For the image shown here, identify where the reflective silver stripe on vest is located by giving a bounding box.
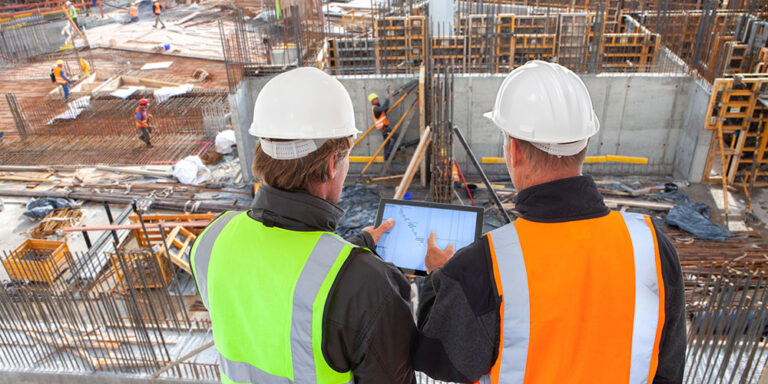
[488,222,529,383]
[622,212,661,384]
[291,234,348,382]
[193,211,238,307]
[220,355,292,383]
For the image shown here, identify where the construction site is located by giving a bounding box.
[0,0,766,382]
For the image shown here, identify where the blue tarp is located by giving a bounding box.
[660,193,736,242]
[336,184,381,239]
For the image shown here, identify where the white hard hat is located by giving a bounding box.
[249,67,359,159]
[65,1,71,4]
[484,60,599,156]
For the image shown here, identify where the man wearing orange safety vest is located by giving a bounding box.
[368,92,397,159]
[152,0,165,28]
[135,98,153,147]
[412,61,685,383]
[128,2,138,22]
[52,60,71,100]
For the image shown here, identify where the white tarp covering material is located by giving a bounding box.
[46,96,91,125]
[154,84,194,104]
[110,86,145,99]
[214,130,237,154]
[140,61,174,70]
[173,155,211,185]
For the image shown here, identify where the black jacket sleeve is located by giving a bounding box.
[413,236,499,382]
[652,224,686,384]
[323,246,417,384]
[345,231,375,249]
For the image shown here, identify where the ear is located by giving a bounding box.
[507,138,523,168]
[327,152,338,179]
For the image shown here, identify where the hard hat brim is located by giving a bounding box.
[485,110,600,145]
[248,126,361,140]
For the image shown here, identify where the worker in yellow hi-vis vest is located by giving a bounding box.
[190,67,418,383]
[65,1,80,30]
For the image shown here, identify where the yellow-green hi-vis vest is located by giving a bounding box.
[190,211,356,383]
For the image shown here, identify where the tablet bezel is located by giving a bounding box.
[374,198,485,276]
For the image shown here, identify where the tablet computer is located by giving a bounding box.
[374,199,484,275]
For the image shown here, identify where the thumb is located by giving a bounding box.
[376,218,394,234]
[446,243,455,253]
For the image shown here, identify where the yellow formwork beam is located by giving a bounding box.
[350,156,384,163]
[481,155,648,164]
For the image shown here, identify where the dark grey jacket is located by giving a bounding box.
[413,176,686,384]
[246,185,417,384]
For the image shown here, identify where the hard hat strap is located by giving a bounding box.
[530,139,588,157]
[259,138,328,160]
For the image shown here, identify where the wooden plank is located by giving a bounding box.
[394,126,431,199]
[603,197,674,210]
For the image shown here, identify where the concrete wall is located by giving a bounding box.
[674,80,713,183]
[233,72,713,182]
[230,81,256,181]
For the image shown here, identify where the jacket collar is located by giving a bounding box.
[249,185,344,232]
[513,175,610,223]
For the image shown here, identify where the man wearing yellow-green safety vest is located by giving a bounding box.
[65,1,80,30]
[190,67,418,384]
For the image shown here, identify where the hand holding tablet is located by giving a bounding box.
[374,199,484,275]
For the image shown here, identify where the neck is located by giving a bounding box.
[305,182,331,202]
[516,167,581,191]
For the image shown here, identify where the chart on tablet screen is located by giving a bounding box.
[377,204,477,271]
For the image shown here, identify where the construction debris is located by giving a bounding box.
[30,207,83,239]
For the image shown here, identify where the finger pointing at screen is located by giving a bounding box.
[363,218,394,245]
[425,232,455,274]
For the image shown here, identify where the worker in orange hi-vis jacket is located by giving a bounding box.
[135,98,153,148]
[152,0,165,28]
[128,1,138,22]
[413,60,686,384]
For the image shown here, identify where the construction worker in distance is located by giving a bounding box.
[135,99,153,147]
[413,61,686,383]
[369,91,397,159]
[189,67,417,384]
[128,1,138,22]
[65,1,80,30]
[152,0,166,29]
[52,60,71,100]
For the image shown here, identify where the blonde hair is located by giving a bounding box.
[252,137,353,191]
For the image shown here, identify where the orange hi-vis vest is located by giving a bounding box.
[53,66,68,85]
[136,107,149,128]
[153,2,161,14]
[371,105,389,130]
[478,211,665,384]
[129,4,138,17]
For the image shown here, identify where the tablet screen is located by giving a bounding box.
[374,199,483,274]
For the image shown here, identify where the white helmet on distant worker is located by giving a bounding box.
[249,67,359,159]
[484,60,599,156]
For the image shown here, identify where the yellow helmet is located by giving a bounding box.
[56,59,64,66]
[367,93,379,103]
